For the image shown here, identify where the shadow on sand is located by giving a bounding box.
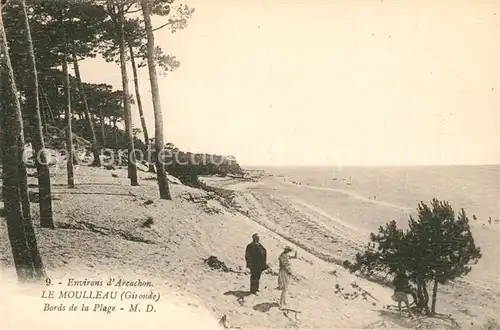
[52,182,128,188]
[53,191,133,197]
[253,302,279,313]
[378,310,416,328]
[418,313,460,329]
[224,290,252,306]
[378,310,460,329]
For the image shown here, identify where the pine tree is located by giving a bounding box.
[61,6,75,188]
[344,198,482,315]
[407,199,481,314]
[141,0,170,199]
[1,3,46,281]
[21,0,54,229]
[105,0,139,186]
[71,48,101,167]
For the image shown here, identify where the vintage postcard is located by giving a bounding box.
[0,0,498,329]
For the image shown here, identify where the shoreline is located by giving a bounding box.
[201,168,500,327]
[1,165,498,329]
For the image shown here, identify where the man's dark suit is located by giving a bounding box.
[245,242,267,294]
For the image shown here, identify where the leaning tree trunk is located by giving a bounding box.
[0,54,35,282]
[431,277,438,315]
[0,11,46,281]
[71,49,101,167]
[128,42,154,173]
[118,9,138,186]
[61,11,74,188]
[22,0,54,229]
[0,94,37,281]
[141,0,171,199]
[9,70,32,235]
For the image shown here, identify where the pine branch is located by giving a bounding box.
[150,20,177,33]
[124,2,135,13]
[0,0,12,11]
[126,8,142,14]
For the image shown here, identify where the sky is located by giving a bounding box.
[79,0,499,166]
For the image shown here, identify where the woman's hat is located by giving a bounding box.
[284,246,293,252]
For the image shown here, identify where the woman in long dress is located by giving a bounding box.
[278,246,297,309]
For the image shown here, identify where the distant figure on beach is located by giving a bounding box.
[472,214,477,221]
[391,272,413,318]
[245,233,268,295]
[488,217,492,225]
[278,246,297,309]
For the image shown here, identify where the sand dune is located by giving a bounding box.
[204,173,500,329]
[0,167,498,329]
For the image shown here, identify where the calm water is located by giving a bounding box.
[249,165,500,284]
[256,165,500,223]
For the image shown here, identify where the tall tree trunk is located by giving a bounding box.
[40,84,55,125]
[2,8,37,270]
[61,10,74,188]
[118,8,138,186]
[22,0,54,229]
[99,108,106,146]
[113,119,118,149]
[11,73,32,238]
[128,43,153,172]
[0,91,36,281]
[71,50,101,167]
[0,59,35,282]
[431,278,438,315]
[128,42,155,173]
[141,0,171,199]
[39,91,49,136]
[416,280,422,311]
[422,280,430,315]
[18,148,31,226]
[0,10,46,281]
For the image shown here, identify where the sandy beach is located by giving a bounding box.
[202,171,500,327]
[2,165,498,329]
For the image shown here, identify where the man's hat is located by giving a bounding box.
[284,246,293,252]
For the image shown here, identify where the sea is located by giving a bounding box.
[256,165,500,224]
[249,164,500,286]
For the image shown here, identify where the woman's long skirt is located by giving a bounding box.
[278,268,290,291]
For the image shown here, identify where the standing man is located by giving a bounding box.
[245,233,267,295]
